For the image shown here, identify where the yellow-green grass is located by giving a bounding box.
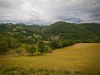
[0,43,100,74]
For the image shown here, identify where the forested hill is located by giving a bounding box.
[42,21,100,42]
[0,21,100,49]
[0,22,100,43]
[0,21,100,54]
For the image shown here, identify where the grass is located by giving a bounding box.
[0,43,100,74]
[0,66,83,75]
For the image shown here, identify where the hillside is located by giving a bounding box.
[0,21,100,53]
[42,21,99,42]
[0,22,100,42]
[80,23,100,42]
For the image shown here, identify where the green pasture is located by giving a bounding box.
[0,43,100,74]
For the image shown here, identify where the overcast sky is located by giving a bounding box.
[0,0,100,25]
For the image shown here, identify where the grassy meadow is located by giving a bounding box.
[0,43,100,74]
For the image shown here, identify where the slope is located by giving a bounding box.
[43,21,98,42]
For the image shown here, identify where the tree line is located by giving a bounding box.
[0,33,77,57]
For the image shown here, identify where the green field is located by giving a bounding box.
[0,43,100,74]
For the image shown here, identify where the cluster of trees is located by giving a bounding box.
[25,43,51,56]
[50,40,79,49]
[0,33,78,56]
[0,33,20,56]
[0,32,51,56]
[16,44,51,56]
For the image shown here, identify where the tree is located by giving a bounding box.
[0,41,8,57]
[4,37,20,49]
[44,45,51,53]
[50,40,62,49]
[26,45,38,56]
[38,41,47,54]
[16,47,24,56]
[57,40,62,48]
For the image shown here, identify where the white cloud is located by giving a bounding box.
[0,0,100,24]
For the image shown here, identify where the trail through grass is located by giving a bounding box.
[0,43,100,74]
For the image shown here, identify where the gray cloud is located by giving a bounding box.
[0,0,100,25]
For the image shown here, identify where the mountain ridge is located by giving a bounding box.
[0,21,100,43]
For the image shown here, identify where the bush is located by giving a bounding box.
[0,66,85,75]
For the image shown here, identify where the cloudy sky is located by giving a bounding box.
[0,0,100,25]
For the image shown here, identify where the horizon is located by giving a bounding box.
[0,21,100,26]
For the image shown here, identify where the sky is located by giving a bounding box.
[0,0,100,25]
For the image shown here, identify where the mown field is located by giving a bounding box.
[0,43,100,75]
